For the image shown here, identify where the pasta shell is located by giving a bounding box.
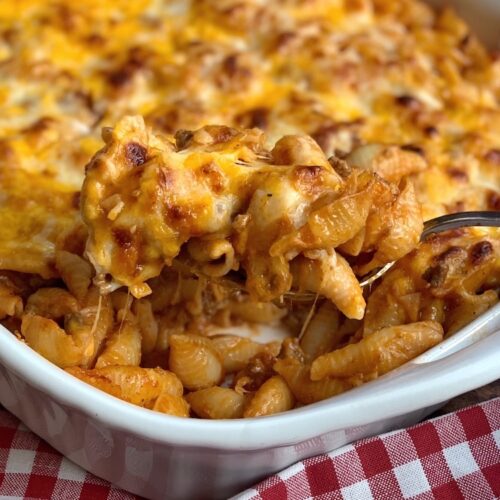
[133,299,158,354]
[152,394,190,417]
[0,279,23,319]
[310,321,444,381]
[346,144,427,184]
[26,288,79,319]
[292,251,365,320]
[22,314,82,368]
[95,319,142,368]
[230,301,286,324]
[169,334,224,390]
[271,135,332,170]
[186,387,246,419]
[110,290,132,312]
[55,251,93,302]
[66,366,184,409]
[211,335,280,373]
[64,292,114,368]
[274,358,353,404]
[66,366,122,400]
[300,301,342,361]
[243,375,294,417]
[187,238,235,278]
[357,179,423,275]
[270,170,378,257]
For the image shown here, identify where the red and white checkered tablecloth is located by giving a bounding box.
[1,398,499,500]
[236,397,500,500]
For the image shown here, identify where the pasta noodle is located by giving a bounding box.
[345,145,428,184]
[0,279,23,320]
[169,334,224,390]
[26,288,79,319]
[133,299,158,355]
[65,287,114,368]
[291,250,366,320]
[187,238,236,278]
[310,322,444,381]
[153,393,190,418]
[243,375,295,417]
[95,318,142,368]
[273,358,356,405]
[55,251,93,302]
[22,315,83,368]
[299,301,342,361]
[186,387,247,419]
[211,335,281,373]
[356,179,423,275]
[230,301,286,325]
[67,366,188,416]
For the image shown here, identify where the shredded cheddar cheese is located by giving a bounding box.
[0,0,498,278]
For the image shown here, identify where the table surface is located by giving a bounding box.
[431,380,500,416]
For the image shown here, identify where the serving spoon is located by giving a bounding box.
[286,210,500,301]
[216,211,500,301]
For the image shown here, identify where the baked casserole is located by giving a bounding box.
[0,0,498,418]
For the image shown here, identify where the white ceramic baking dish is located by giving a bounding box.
[0,304,498,499]
[0,2,499,499]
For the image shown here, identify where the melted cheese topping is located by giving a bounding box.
[82,117,344,299]
[0,169,82,277]
[0,0,498,276]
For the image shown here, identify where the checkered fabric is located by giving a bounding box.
[0,409,136,499]
[0,399,498,500]
[236,397,500,500]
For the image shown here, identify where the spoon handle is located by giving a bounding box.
[421,211,500,241]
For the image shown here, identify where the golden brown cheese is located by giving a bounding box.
[0,169,81,278]
[0,0,498,211]
[0,0,496,281]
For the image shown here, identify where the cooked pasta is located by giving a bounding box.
[65,287,115,368]
[299,301,342,361]
[169,334,224,391]
[291,251,365,320]
[81,118,422,320]
[133,299,158,355]
[26,288,79,319]
[211,335,281,374]
[345,145,427,184]
[153,393,190,418]
[243,375,295,417]
[187,238,236,278]
[273,358,357,405]
[0,279,23,319]
[310,322,444,381]
[22,315,83,368]
[0,0,498,419]
[67,366,189,417]
[55,251,93,302]
[95,318,142,369]
[186,387,247,419]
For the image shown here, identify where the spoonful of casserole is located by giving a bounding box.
[80,116,434,320]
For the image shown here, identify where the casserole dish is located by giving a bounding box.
[0,1,499,499]
[0,304,499,499]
